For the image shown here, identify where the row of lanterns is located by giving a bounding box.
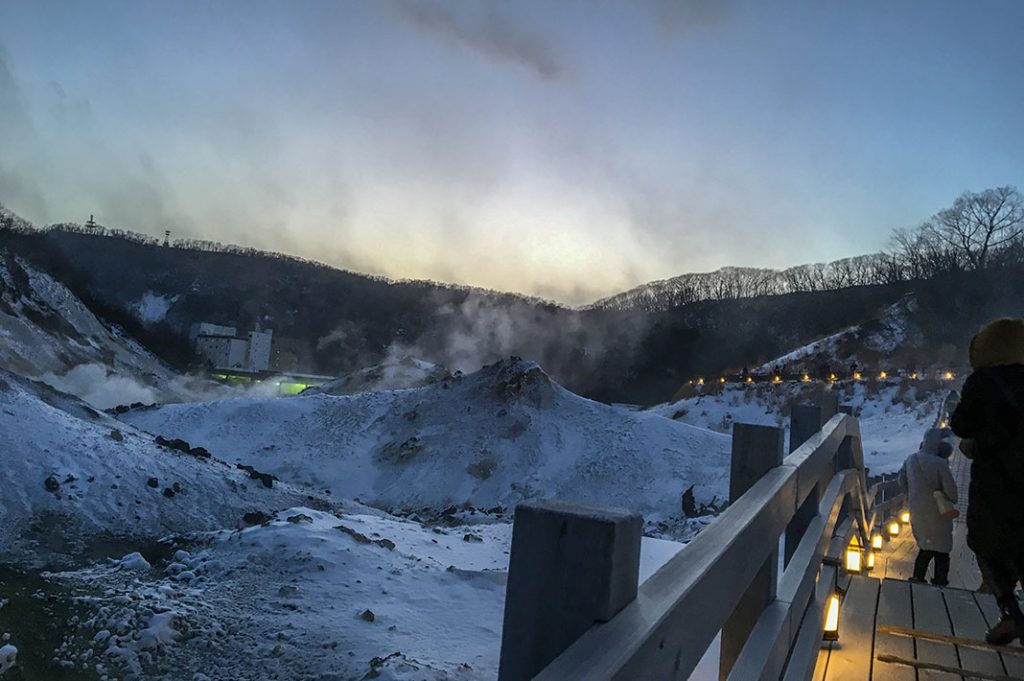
[688,371,956,386]
[823,510,910,641]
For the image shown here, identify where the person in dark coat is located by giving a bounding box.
[898,430,958,586]
[950,317,1024,645]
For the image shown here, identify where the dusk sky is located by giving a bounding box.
[1,1,1022,304]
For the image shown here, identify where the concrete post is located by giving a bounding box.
[785,405,824,566]
[720,423,784,681]
[497,499,642,681]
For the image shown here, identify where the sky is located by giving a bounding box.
[1,1,1022,305]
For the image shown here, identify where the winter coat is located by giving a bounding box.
[898,440,958,553]
[950,364,1024,557]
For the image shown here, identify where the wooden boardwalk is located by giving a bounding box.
[814,451,1024,680]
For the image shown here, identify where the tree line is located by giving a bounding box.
[596,185,1024,310]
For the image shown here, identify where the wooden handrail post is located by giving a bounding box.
[785,404,825,565]
[497,499,642,681]
[720,423,784,681]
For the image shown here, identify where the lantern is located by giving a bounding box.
[773,375,782,383]
[828,372,837,382]
[888,520,900,537]
[911,372,918,379]
[900,511,910,524]
[853,372,862,380]
[944,371,954,380]
[845,545,862,573]
[746,376,753,383]
[823,591,841,641]
[697,377,704,385]
[872,532,883,550]
[802,373,811,382]
[866,550,875,571]
[879,371,888,379]
[719,377,726,384]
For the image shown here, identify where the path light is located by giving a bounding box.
[845,544,863,573]
[697,378,704,385]
[823,591,842,641]
[872,532,883,550]
[911,372,919,379]
[879,371,888,379]
[829,373,837,382]
[720,377,726,384]
[900,511,910,524]
[866,551,875,571]
[802,373,811,382]
[939,420,948,429]
[853,372,862,380]
[888,519,900,537]
[944,371,954,380]
[773,375,782,383]
[746,376,753,383]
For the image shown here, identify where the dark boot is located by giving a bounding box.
[931,553,951,587]
[912,550,933,583]
[986,602,1024,646]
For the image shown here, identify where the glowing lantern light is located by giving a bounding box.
[911,372,919,379]
[944,371,954,380]
[939,420,948,429]
[746,376,753,383]
[845,545,863,573]
[697,378,704,385]
[823,592,841,641]
[900,511,910,524]
[872,533,883,550]
[879,371,888,379]
[866,551,875,571]
[853,372,862,380]
[828,373,837,382]
[773,375,782,383]
[888,520,900,537]
[720,377,726,384]
[802,373,811,382]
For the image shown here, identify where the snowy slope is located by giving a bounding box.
[304,355,452,396]
[0,370,347,564]
[755,296,922,373]
[121,358,731,523]
[649,379,947,475]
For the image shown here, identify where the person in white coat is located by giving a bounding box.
[898,429,959,586]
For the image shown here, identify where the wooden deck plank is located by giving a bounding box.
[813,644,832,681]
[975,591,1024,679]
[911,582,962,681]
[874,579,917,681]
[820,575,878,681]
[943,587,1006,677]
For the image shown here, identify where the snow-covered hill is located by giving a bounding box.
[0,369,345,564]
[0,250,224,408]
[755,296,923,373]
[304,355,452,396]
[121,358,731,524]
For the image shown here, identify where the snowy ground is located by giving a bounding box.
[648,378,948,475]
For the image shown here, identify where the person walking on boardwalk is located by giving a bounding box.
[898,429,958,586]
[951,317,1024,645]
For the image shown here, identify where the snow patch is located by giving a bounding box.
[132,291,177,324]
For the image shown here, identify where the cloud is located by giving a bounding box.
[393,0,561,81]
[645,0,731,35]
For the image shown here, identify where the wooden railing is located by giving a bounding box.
[498,400,910,681]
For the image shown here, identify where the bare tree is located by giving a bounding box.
[924,186,1024,271]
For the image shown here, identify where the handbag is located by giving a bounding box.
[933,490,960,519]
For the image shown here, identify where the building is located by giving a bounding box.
[191,322,273,372]
[246,329,273,371]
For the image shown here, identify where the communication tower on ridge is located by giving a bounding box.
[85,214,97,229]
[164,229,171,247]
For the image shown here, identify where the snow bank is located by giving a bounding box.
[0,642,16,675]
[121,358,731,523]
[0,370,349,563]
[649,379,945,474]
